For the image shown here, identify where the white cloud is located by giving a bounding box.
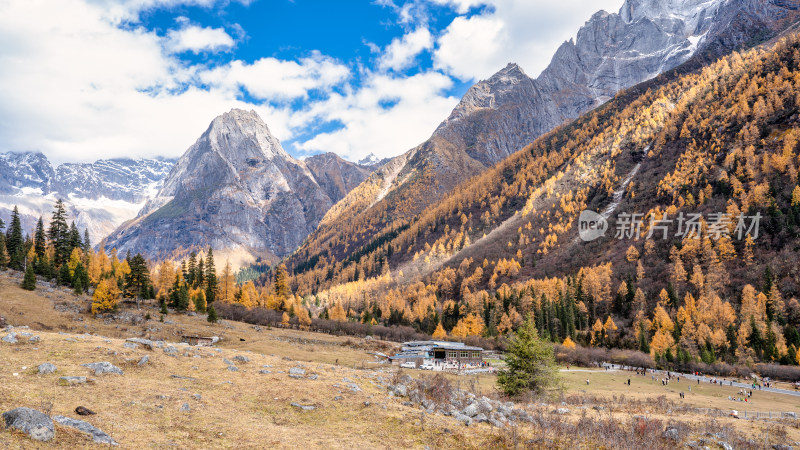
[294,71,457,161]
[199,53,350,101]
[432,0,625,80]
[378,28,433,71]
[0,0,256,163]
[165,24,236,53]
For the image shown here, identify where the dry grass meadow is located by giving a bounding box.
[2,270,799,448]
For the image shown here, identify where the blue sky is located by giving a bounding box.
[0,0,623,164]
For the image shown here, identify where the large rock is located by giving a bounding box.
[2,407,55,442]
[462,403,479,418]
[37,363,57,374]
[53,416,117,445]
[82,362,123,375]
[2,333,17,344]
[58,376,88,386]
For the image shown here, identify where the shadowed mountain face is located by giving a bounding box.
[287,0,800,275]
[103,109,374,267]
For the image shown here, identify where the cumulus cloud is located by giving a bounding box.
[378,28,434,72]
[433,0,625,80]
[199,52,350,101]
[165,23,236,53]
[294,72,457,161]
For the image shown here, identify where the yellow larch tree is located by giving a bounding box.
[432,323,447,339]
[91,278,121,315]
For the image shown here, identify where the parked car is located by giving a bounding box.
[400,362,416,369]
[420,362,435,370]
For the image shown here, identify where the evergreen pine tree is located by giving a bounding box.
[6,206,24,270]
[82,229,91,254]
[638,322,650,353]
[187,252,197,287]
[207,304,219,323]
[196,257,205,287]
[496,315,559,397]
[0,234,7,270]
[68,222,81,254]
[126,254,150,308]
[72,262,89,294]
[177,282,190,311]
[205,248,217,304]
[57,262,72,286]
[48,199,70,266]
[21,263,36,290]
[33,217,46,258]
[159,298,169,315]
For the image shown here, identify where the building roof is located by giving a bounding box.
[400,340,483,352]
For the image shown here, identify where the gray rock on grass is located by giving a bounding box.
[290,402,315,411]
[38,363,57,374]
[53,415,117,445]
[58,376,87,386]
[2,407,54,442]
[82,362,123,375]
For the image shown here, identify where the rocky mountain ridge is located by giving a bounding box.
[103,109,375,268]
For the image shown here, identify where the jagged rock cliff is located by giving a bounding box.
[104,109,373,266]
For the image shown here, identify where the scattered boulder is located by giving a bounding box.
[308,374,318,380]
[454,413,472,426]
[82,362,123,376]
[123,342,137,349]
[290,402,316,411]
[37,363,57,374]
[259,370,271,374]
[663,426,679,442]
[2,407,55,442]
[233,355,249,363]
[75,406,96,416]
[138,355,150,366]
[2,333,18,344]
[126,338,155,350]
[28,336,40,344]
[179,403,191,412]
[348,383,361,393]
[462,403,479,418]
[58,376,87,386]
[227,366,239,372]
[392,384,408,397]
[554,408,570,415]
[163,345,178,356]
[53,415,117,445]
[289,368,306,376]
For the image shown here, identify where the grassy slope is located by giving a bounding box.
[2,270,798,448]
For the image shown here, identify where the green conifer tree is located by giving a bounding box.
[497,315,559,397]
[6,206,24,270]
[205,248,217,304]
[21,263,36,290]
[34,216,46,258]
[48,199,70,267]
[207,304,219,323]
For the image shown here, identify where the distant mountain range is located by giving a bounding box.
[0,153,175,243]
